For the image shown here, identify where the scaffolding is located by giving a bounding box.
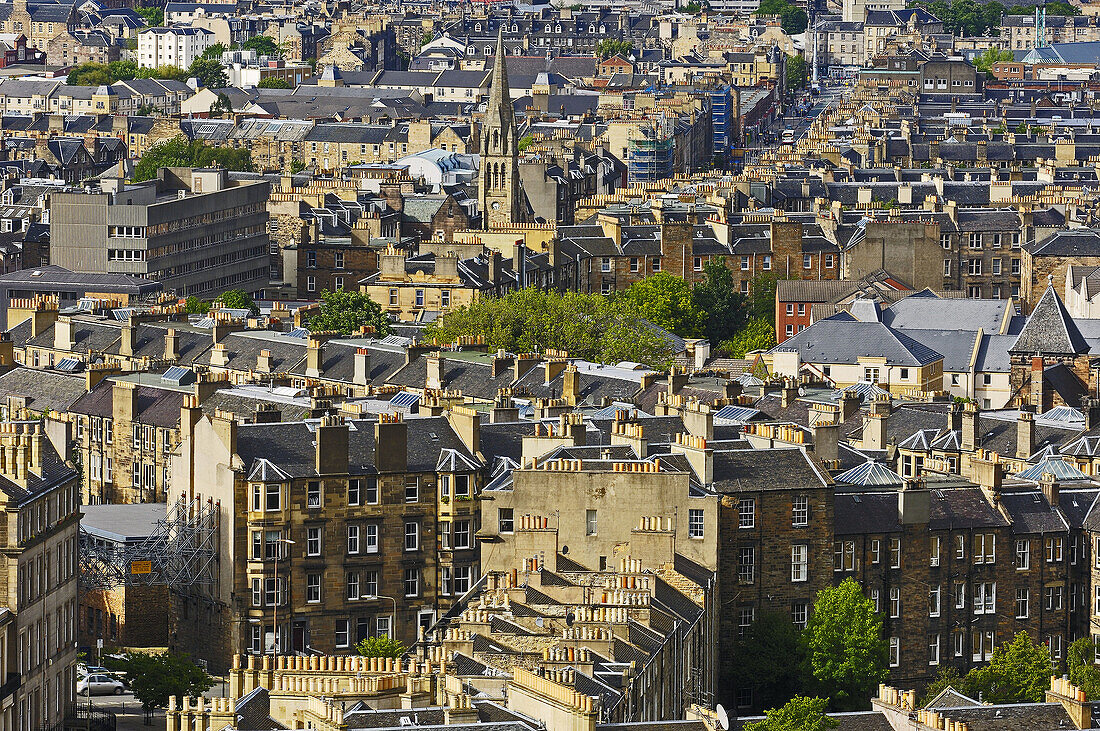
[80,494,220,591]
[628,116,675,184]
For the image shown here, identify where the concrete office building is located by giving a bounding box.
[49,168,270,298]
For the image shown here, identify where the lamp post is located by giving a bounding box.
[360,594,398,639]
[271,538,295,655]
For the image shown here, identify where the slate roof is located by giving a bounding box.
[708,448,829,494]
[0,367,85,414]
[1010,285,1090,355]
[68,378,184,429]
[772,320,942,366]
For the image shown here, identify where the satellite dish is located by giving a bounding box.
[716,704,730,731]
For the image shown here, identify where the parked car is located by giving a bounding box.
[77,674,125,696]
[77,664,109,678]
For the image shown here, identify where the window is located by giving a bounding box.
[347,479,361,506]
[366,478,378,505]
[864,367,880,383]
[307,276,316,292]
[973,581,996,614]
[688,509,704,538]
[1016,588,1029,618]
[1016,539,1030,570]
[899,367,909,381]
[941,234,951,249]
[454,474,470,497]
[389,289,398,306]
[943,259,952,277]
[404,522,419,551]
[833,541,855,572]
[415,290,424,307]
[306,574,320,603]
[1012,258,1021,275]
[930,536,941,566]
[651,258,661,272]
[992,258,1002,275]
[787,304,795,316]
[973,630,995,661]
[871,588,881,613]
[334,251,344,269]
[441,290,450,308]
[1071,536,1079,565]
[365,524,378,554]
[453,520,471,549]
[265,483,280,511]
[630,258,639,272]
[1046,585,1063,611]
[792,496,809,526]
[252,578,262,606]
[955,534,966,560]
[740,256,750,270]
[803,254,812,269]
[307,482,321,509]
[601,258,611,272]
[954,581,966,609]
[346,572,359,600]
[974,533,995,564]
[738,607,755,638]
[404,568,420,597]
[889,538,902,568]
[404,476,419,503]
[786,324,794,337]
[586,509,597,536]
[967,258,982,275]
[498,508,514,534]
[335,276,344,291]
[825,254,835,268]
[762,255,772,271]
[889,637,899,667]
[1048,634,1063,660]
[347,525,360,554]
[970,233,982,249]
[792,544,808,582]
[335,619,349,648]
[929,585,940,617]
[792,603,808,629]
[1046,536,1064,563]
[738,546,755,583]
[307,527,321,556]
[928,634,940,665]
[889,587,900,618]
[694,256,703,272]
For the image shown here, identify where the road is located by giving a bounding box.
[81,681,231,730]
[741,81,847,165]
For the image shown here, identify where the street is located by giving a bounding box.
[80,680,231,730]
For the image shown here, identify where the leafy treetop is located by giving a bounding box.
[134,136,253,181]
[356,636,407,658]
[744,696,839,731]
[755,0,808,34]
[106,652,214,712]
[308,289,392,337]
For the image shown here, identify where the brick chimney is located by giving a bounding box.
[315,414,349,475]
[544,357,568,384]
[446,405,481,456]
[780,379,798,408]
[1017,407,1035,459]
[306,333,339,378]
[426,352,446,390]
[962,401,980,452]
[53,315,73,352]
[210,343,230,367]
[164,328,179,361]
[840,390,863,422]
[898,478,930,525]
[668,367,690,395]
[948,402,963,432]
[375,413,408,472]
[1040,471,1060,507]
[562,365,580,406]
[353,348,370,386]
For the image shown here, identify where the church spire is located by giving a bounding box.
[486,27,515,144]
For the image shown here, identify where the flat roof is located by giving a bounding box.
[81,503,165,542]
[0,265,161,292]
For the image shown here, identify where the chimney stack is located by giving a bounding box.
[375,414,408,472]
[1040,471,1060,507]
[164,328,179,361]
[562,365,579,406]
[120,321,138,358]
[1031,356,1047,414]
[962,401,980,452]
[426,352,445,390]
[446,405,481,456]
[315,414,349,475]
[257,349,273,373]
[1083,397,1100,431]
[53,315,73,352]
[1017,407,1035,460]
[353,348,370,386]
[812,422,840,462]
[780,379,798,408]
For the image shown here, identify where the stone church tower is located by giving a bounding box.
[479,29,526,229]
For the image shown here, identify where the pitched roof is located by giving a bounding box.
[1010,285,1090,356]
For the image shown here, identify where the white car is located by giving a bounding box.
[77,674,125,696]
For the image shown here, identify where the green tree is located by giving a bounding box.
[209,92,234,118]
[619,272,704,337]
[202,43,228,60]
[108,59,138,81]
[135,5,164,26]
[596,39,634,59]
[242,35,279,57]
[723,318,776,357]
[734,611,802,711]
[134,136,253,181]
[309,289,392,337]
[1068,637,1100,700]
[216,289,258,314]
[744,696,838,731]
[973,47,1014,73]
[110,652,213,713]
[258,77,292,88]
[290,159,306,174]
[518,134,534,151]
[356,636,407,658]
[786,53,807,91]
[184,296,210,314]
[683,1,703,12]
[748,272,783,322]
[920,665,965,706]
[66,62,111,86]
[692,260,748,345]
[137,65,189,81]
[421,30,434,47]
[799,578,888,711]
[423,289,676,369]
[188,57,228,88]
[755,0,807,34]
[962,631,1053,704]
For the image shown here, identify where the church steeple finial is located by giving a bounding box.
[487,27,513,134]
